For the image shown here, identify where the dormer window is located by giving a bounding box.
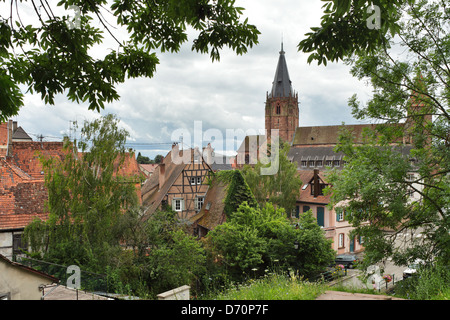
[310,182,328,196]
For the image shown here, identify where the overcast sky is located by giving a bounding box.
[11,0,374,159]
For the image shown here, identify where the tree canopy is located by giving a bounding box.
[298,0,406,65]
[0,0,260,121]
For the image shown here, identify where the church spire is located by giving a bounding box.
[269,43,293,98]
[265,44,299,143]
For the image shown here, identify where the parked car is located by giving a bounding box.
[335,254,359,269]
[403,259,425,279]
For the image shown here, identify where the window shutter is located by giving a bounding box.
[317,207,325,227]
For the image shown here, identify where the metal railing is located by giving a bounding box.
[375,274,397,293]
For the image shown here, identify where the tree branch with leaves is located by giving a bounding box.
[0,0,260,121]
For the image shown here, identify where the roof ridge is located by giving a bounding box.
[1,159,33,180]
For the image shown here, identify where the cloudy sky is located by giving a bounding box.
[11,0,374,159]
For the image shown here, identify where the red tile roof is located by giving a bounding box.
[1,121,142,231]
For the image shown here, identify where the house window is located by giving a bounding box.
[308,160,315,167]
[325,160,333,167]
[191,176,203,185]
[316,160,323,167]
[301,161,307,167]
[303,205,310,213]
[276,104,281,114]
[406,173,415,196]
[173,198,184,212]
[13,234,26,255]
[333,160,341,167]
[336,208,344,222]
[338,233,345,248]
[195,196,205,211]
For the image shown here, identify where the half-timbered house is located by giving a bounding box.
[141,144,213,222]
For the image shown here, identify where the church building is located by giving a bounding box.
[236,44,423,254]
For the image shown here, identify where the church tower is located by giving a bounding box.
[265,44,299,143]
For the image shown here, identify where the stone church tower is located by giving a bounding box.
[265,44,299,143]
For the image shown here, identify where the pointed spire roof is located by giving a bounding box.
[269,43,293,98]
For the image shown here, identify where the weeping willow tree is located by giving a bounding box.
[23,114,140,272]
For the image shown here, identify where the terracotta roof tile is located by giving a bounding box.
[1,123,142,231]
[190,179,227,231]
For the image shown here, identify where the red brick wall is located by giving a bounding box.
[265,95,299,143]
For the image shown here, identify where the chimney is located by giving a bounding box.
[159,163,166,188]
[205,143,213,165]
[313,169,319,198]
[7,120,13,157]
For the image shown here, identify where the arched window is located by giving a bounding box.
[276,104,281,114]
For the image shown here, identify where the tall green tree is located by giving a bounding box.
[242,141,302,213]
[0,0,259,121]
[24,114,140,271]
[321,1,449,268]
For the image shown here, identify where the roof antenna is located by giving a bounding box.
[280,33,284,54]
